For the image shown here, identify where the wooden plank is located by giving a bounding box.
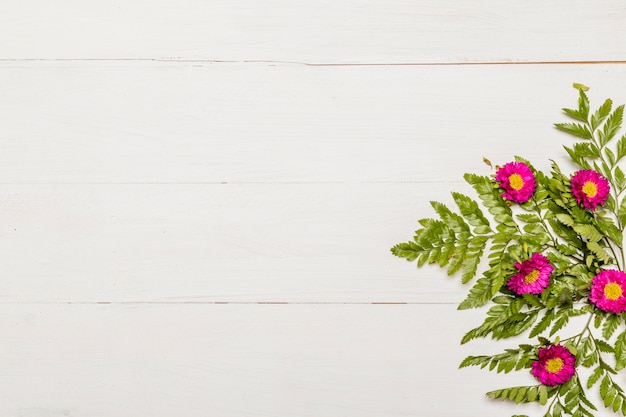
[0,182,479,303]
[0,62,624,184]
[0,1,625,63]
[0,303,540,417]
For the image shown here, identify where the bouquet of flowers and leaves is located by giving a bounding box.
[391,84,626,417]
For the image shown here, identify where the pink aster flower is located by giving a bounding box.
[532,344,576,386]
[495,162,536,203]
[506,252,553,295]
[589,269,626,313]
[570,170,610,211]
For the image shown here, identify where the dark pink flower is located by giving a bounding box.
[495,162,536,203]
[589,269,626,313]
[506,253,553,295]
[570,170,610,211]
[532,344,576,386]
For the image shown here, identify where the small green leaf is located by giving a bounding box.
[601,375,610,399]
[390,242,421,261]
[591,98,613,131]
[555,213,574,226]
[599,105,624,146]
[573,224,603,242]
[530,311,555,338]
[474,225,491,234]
[587,241,613,264]
[615,330,626,371]
[555,122,593,140]
[523,294,544,309]
[523,223,546,235]
[550,312,570,336]
[556,243,578,256]
[588,366,604,389]
[619,198,626,226]
[605,147,617,166]
[574,82,590,91]
[595,339,615,353]
[604,387,617,408]
[615,166,626,190]
[515,387,527,403]
[603,314,621,339]
[430,201,470,234]
[613,395,622,413]
[452,192,491,228]
[617,135,626,161]
[517,213,541,223]
[458,275,493,310]
[539,385,548,405]
[573,142,601,159]
[459,355,490,369]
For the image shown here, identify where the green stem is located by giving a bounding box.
[532,195,560,249]
[540,242,585,263]
[586,118,625,270]
[545,393,560,417]
[604,237,623,270]
[575,313,595,347]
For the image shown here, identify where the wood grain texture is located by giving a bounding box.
[3,1,626,416]
[1,1,625,63]
[0,182,473,303]
[1,62,625,184]
[0,303,546,417]
[1,65,626,302]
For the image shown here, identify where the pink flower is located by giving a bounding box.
[495,162,536,203]
[532,344,576,386]
[506,253,553,295]
[589,269,626,313]
[570,170,610,211]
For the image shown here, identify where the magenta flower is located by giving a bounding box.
[532,344,576,386]
[570,170,610,211]
[495,162,536,203]
[506,253,553,295]
[589,269,626,313]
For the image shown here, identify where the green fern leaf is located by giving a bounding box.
[591,98,613,131]
[603,314,621,339]
[615,330,626,371]
[555,122,593,139]
[599,105,624,146]
[458,273,493,310]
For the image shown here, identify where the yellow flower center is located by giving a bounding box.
[524,269,540,284]
[545,358,564,374]
[582,181,598,198]
[509,174,524,190]
[604,282,623,301]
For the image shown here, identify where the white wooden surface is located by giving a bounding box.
[3,2,626,416]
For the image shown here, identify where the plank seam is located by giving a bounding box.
[0,58,625,66]
[0,301,456,305]
[0,181,467,185]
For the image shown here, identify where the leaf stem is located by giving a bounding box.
[604,237,623,271]
[531,195,560,249]
[586,114,626,270]
[575,313,595,347]
[545,392,560,417]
